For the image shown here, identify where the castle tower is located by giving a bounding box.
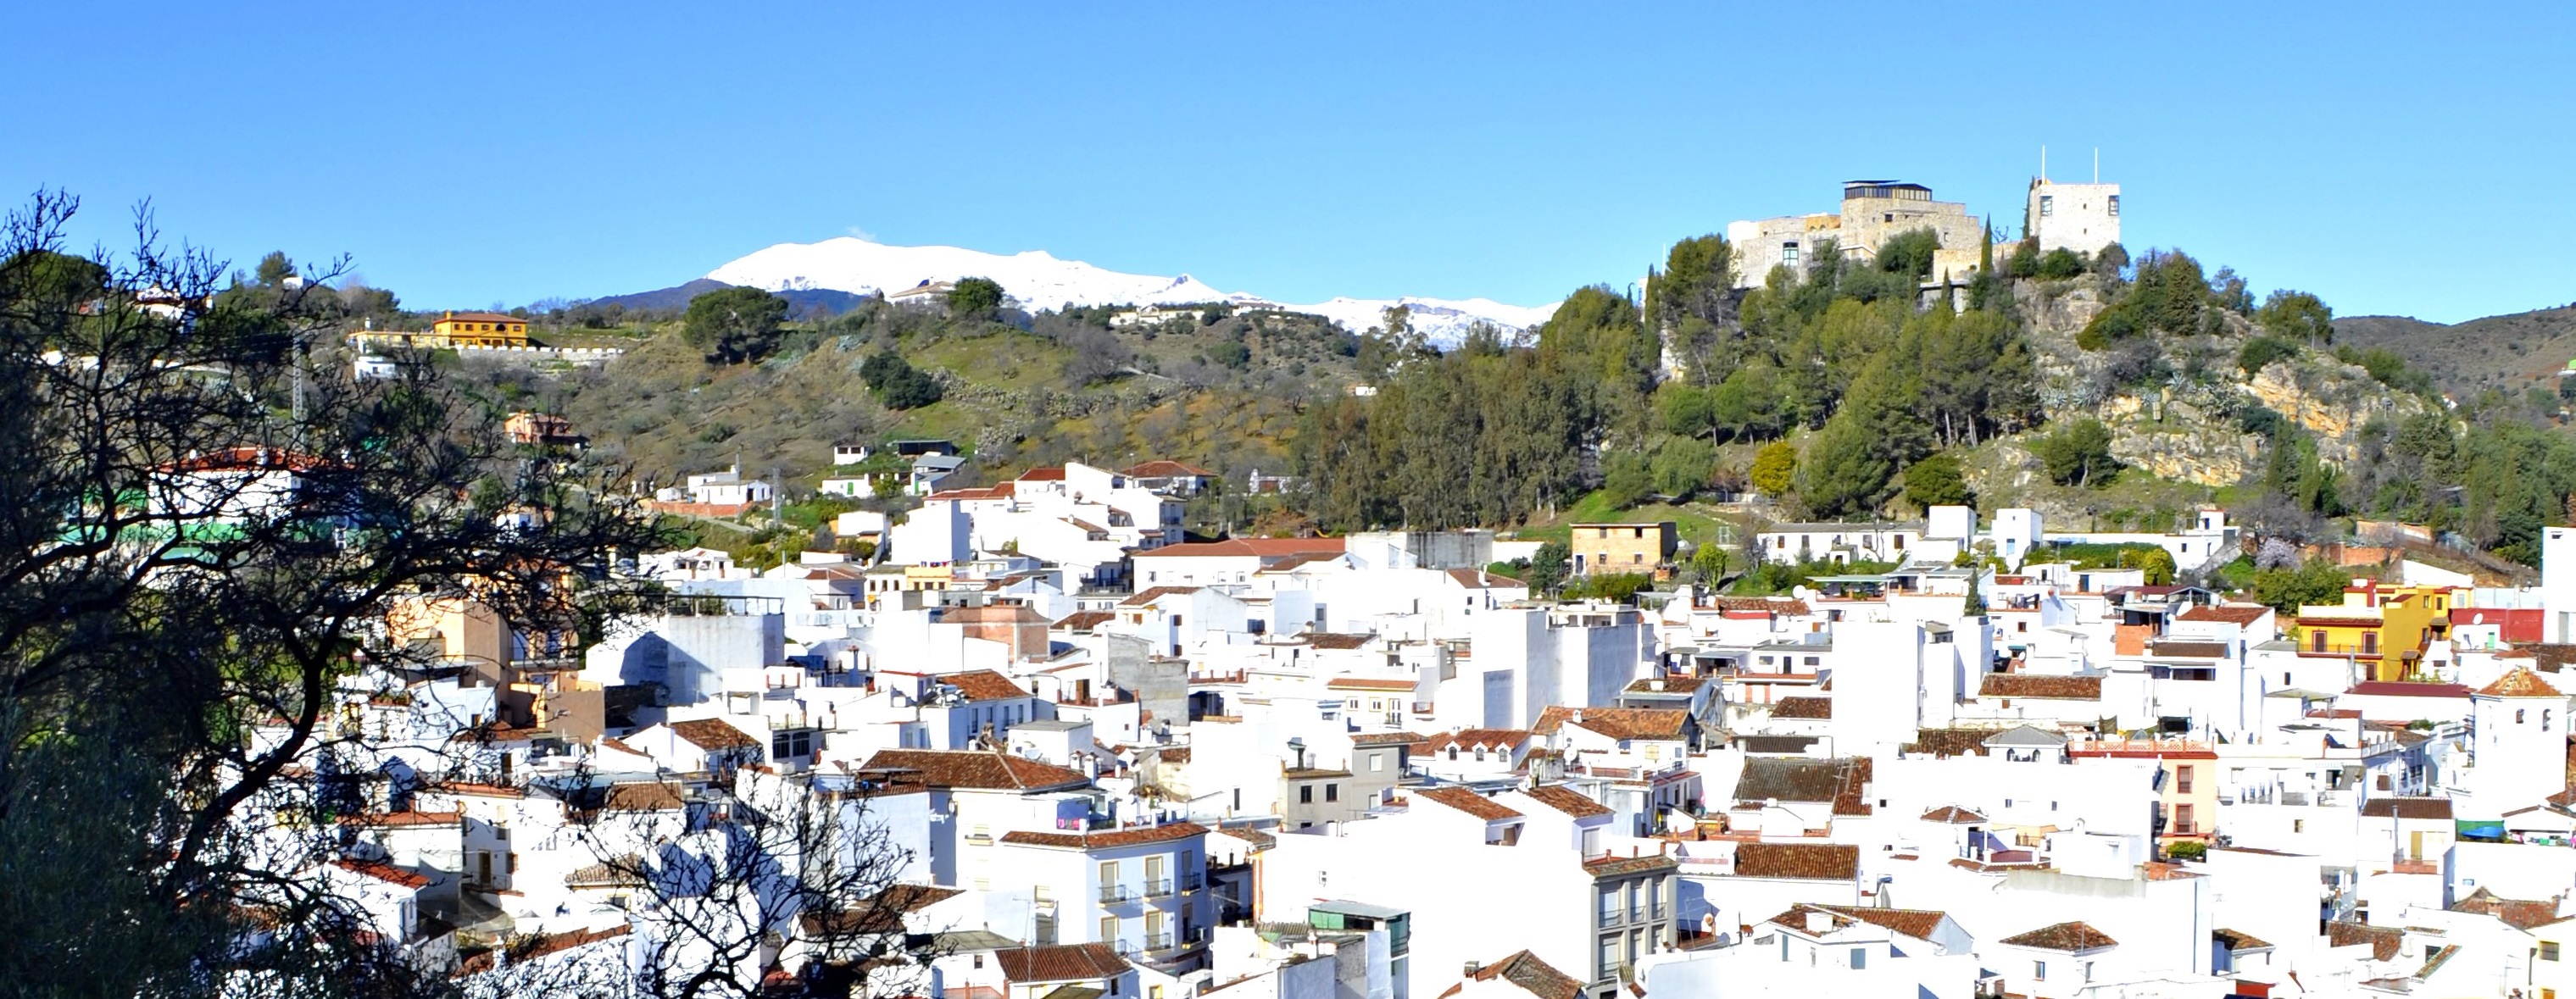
[2025,176,2121,257]
[2466,667,2571,813]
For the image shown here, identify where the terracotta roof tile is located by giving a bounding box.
[1533,707,1687,741]
[1304,632,1377,650]
[1582,853,1679,877]
[1979,674,2103,700]
[2178,604,2272,624]
[1522,785,1613,819]
[995,942,1132,984]
[999,822,1208,850]
[1765,903,1950,941]
[2145,641,2230,658]
[1118,586,1202,607]
[1327,677,1414,691]
[1906,729,1995,758]
[666,718,759,752]
[2451,887,2566,930]
[340,810,462,829]
[861,749,1091,791]
[1418,729,1532,754]
[2479,667,2564,697]
[332,858,430,890]
[1920,806,1985,823]
[938,669,1032,702]
[2000,920,2118,952]
[1705,597,1812,615]
[2361,796,2454,820]
[603,782,687,812]
[1122,460,1214,479]
[1131,538,1345,559]
[1772,696,1833,719]
[1448,568,1524,588]
[1448,950,1583,999]
[1732,842,1858,880]
[2327,921,2402,961]
[1623,675,1709,696]
[1415,786,1523,821]
[1351,731,1422,746]
[2212,928,2272,951]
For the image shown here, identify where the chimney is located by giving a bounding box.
[1650,678,1666,692]
[1805,911,1833,934]
[1463,962,1481,976]
[1572,709,1585,724]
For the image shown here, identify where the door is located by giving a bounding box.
[477,852,492,885]
[1145,855,1166,896]
[2408,830,2423,861]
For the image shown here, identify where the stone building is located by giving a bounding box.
[2026,177,2121,256]
[1724,180,1986,289]
[1570,522,1677,576]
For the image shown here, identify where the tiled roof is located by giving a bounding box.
[1905,729,1994,758]
[1766,903,1950,941]
[1215,824,1277,849]
[2212,928,2272,951]
[603,782,687,812]
[1623,675,1709,696]
[1418,729,1532,754]
[1444,950,1583,999]
[999,822,1209,850]
[1772,696,1833,719]
[1920,806,1984,824]
[332,858,430,889]
[2000,921,2118,952]
[1119,586,1201,607]
[666,718,759,752]
[1327,677,1414,691]
[2178,604,2272,624]
[1053,610,1113,632]
[861,749,1092,792]
[2327,921,2403,961]
[1732,842,1858,880]
[1582,853,1678,877]
[2450,887,2566,930]
[1351,731,1422,746]
[994,942,1132,984]
[1705,597,1812,615]
[939,669,1032,702]
[2361,796,2454,820]
[2145,641,2230,658]
[1448,568,1524,588]
[1735,757,1848,804]
[1415,786,1523,821]
[2480,667,2564,698]
[455,924,631,976]
[1522,785,1613,819]
[1832,757,1875,816]
[1533,707,1687,741]
[1122,460,1213,478]
[1304,632,1377,650]
[1016,467,1067,481]
[1979,674,2103,700]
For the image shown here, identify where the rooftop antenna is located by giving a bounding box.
[2093,147,2100,184]
[2039,145,2047,183]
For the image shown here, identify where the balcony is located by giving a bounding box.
[1179,874,1204,893]
[1143,931,1173,951]
[1143,878,1174,899]
[1099,885,1134,905]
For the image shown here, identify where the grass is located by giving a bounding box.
[1516,489,1743,549]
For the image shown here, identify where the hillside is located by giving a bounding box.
[2336,305,2576,397]
[465,297,1364,497]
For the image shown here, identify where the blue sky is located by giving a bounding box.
[7,2,2568,322]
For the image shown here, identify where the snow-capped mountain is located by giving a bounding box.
[704,236,1556,346]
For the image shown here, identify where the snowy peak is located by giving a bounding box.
[704,236,1556,345]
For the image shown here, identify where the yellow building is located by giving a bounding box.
[430,311,531,347]
[2291,579,2455,681]
[2532,916,2576,999]
[1570,521,1678,576]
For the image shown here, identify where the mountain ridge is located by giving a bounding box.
[701,235,1560,346]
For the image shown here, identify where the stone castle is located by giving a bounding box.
[1722,174,2122,289]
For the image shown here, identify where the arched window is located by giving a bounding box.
[2518,708,2528,724]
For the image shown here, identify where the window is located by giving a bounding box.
[2545,941,2562,962]
[2176,765,2195,793]
[2362,632,2378,655]
[1102,916,1118,941]
[1371,753,1385,773]
[2039,195,2054,217]
[1325,784,1338,802]
[1851,948,1867,969]
[2520,709,2529,724]
[2034,960,2046,980]
[2084,961,2095,981]
[771,728,814,760]
[2175,803,2195,834]
[2108,195,2120,217]
[1601,935,1622,976]
[1782,243,1800,268]
[1299,785,1313,804]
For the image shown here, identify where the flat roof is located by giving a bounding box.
[1310,899,1408,919]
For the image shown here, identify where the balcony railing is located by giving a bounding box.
[1179,874,1204,893]
[1143,878,1173,898]
[1144,931,1173,950]
[1099,885,1132,904]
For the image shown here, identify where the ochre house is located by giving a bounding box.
[431,311,531,347]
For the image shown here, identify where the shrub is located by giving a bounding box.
[2165,841,2207,862]
[1750,441,1797,496]
[2237,335,2300,375]
[2034,419,2119,487]
[2036,248,2087,280]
